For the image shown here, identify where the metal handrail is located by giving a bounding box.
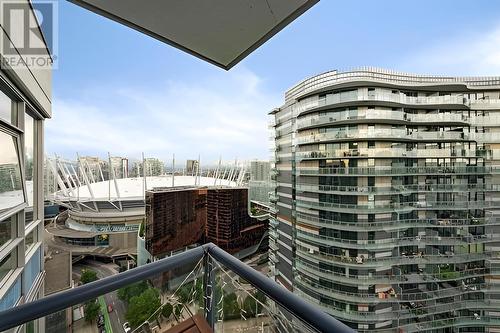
[0,243,354,333]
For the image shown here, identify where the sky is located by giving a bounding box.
[46,0,500,165]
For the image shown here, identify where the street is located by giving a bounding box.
[74,260,127,333]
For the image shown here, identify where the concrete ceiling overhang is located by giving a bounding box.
[68,0,319,70]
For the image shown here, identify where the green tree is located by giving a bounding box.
[161,303,173,319]
[242,295,257,318]
[174,304,183,318]
[84,300,100,323]
[80,269,98,285]
[177,282,193,304]
[118,281,149,303]
[125,288,161,328]
[223,292,240,320]
[255,290,266,312]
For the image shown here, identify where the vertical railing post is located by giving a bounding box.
[203,251,216,329]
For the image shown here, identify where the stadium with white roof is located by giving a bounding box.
[44,156,245,259]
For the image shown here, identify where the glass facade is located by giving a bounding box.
[0,86,45,328]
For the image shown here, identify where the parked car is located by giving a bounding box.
[123,322,131,333]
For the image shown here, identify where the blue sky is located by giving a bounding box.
[47,0,500,165]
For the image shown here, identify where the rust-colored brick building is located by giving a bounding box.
[145,187,267,257]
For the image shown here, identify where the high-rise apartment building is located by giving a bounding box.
[270,68,500,331]
[0,1,52,331]
[250,161,271,182]
[249,161,273,204]
[186,159,199,176]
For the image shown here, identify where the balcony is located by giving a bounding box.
[296,93,468,114]
[296,147,489,160]
[296,165,499,176]
[0,244,353,333]
[295,183,498,195]
[296,246,496,268]
[296,112,469,130]
[296,130,469,145]
[296,198,500,214]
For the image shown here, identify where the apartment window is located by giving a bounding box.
[368,141,375,148]
[368,177,375,186]
[0,248,17,283]
[0,130,23,215]
[0,215,16,249]
[25,228,37,251]
[0,91,15,126]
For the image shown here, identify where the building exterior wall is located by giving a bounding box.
[206,187,267,254]
[145,187,206,257]
[0,1,51,332]
[145,187,267,258]
[270,68,500,331]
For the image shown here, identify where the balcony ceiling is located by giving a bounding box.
[68,0,319,70]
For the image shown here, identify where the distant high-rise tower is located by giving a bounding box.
[248,161,273,204]
[270,68,500,332]
[186,159,199,176]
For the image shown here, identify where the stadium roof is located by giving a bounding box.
[52,176,237,201]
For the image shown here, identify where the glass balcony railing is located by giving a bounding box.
[296,246,495,267]
[295,213,492,231]
[296,198,500,213]
[296,93,467,114]
[295,183,498,195]
[0,244,354,333]
[296,148,488,160]
[295,275,486,303]
[296,130,470,145]
[295,259,489,285]
[296,165,499,176]
[295,229,498,250]
[296,111,469,129]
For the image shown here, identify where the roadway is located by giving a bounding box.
[73,260,127,333]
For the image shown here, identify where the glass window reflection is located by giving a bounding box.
[0,215,15,249]
[25,114,35,223]
[0,131,23,214]
[0,91,15,126]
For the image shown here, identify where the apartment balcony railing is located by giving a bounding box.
[295,229,498,250]
[296,148,489,160]
[296,284,498,326]
[296,198,500,214]
[296,246,496,267]
[295,275,487,303]
[296,165,499,176]
[295,259,489,285]
[296,130,469,145]
[295,213,493,231]
[296,93,468,114]
[295,183,498,195]
[296,111,469,130]
[0,243,353,333]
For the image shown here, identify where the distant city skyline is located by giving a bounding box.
[48,0,500,161]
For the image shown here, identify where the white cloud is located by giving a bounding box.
[399,24,500,76]
[46,68,281,164]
